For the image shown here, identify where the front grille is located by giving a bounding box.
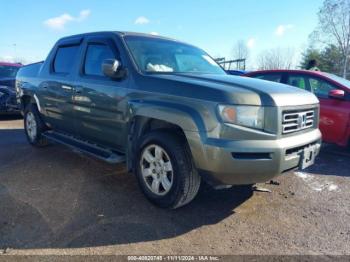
[282,109,314,134]
[0,92,9,105]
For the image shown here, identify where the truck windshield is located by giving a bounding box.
[124,36,226,75]
[0,65,19,78]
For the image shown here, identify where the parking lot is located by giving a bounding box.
[0,115,349,255]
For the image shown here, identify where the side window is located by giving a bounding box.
[254,74,282,83]
[54,45,79,74]
[308,77,336,97]
[287,75,307,90]
[84,44,115,76]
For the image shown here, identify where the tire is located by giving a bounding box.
[24,103,48,147]
[135,130,201,209]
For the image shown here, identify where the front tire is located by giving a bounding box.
[135,131,201,209]
[24,104,48,147]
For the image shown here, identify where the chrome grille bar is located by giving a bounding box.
[282,110,314,134]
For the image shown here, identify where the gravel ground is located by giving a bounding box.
[0,115,349,256]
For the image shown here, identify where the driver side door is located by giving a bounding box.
[308,76,349,145]
[73,36,129,151]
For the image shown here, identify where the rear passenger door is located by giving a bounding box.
[40,40,82,135]
[73,36,129,151]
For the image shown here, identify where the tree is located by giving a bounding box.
[300,48,323,70]
[257,48,295,70]
[300,44,344,75]
[313,0,350,77]
[321,44,344,74]
[231,40,249,61]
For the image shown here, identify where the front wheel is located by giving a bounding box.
[135,131,201,209]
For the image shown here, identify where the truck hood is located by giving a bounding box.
[149,74,319,107]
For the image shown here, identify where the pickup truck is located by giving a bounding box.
[16,31,322,209]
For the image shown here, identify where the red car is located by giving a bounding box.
[245,70,350,147]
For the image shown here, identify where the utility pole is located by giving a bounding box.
[13,43,17,61]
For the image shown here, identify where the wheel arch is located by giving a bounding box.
[127,115,191,172]
[20,95,35,112]
[126,101,204,172]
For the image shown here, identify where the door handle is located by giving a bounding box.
[61,85,73,91]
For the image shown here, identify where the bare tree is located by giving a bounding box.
[314,0,350,77]
[231,40,249,60]
[257,48,295,70]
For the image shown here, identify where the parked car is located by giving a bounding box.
[16,32,321,208]
[0,62,21,114]
[245,70,350,147]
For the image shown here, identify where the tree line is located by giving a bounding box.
[230,0,350,78]
[301,0,350,78]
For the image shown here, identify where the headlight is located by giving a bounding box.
[218,105,264,130]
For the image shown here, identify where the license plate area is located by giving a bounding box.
[300,145,317,169]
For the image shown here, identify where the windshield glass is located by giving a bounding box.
[124,36,226,75]
[325,73,350,89]
[0,65,19,78]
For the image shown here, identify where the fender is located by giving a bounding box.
[128,100,208,132]
[125,99,216,171]
[18,91,36,112]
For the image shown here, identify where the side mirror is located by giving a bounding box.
[328,89,345,99]
[102,59,125,79]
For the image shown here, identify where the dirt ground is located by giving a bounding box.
[0,115,349,256]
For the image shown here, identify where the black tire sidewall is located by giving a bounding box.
[135,131,190,208]
[24,104,44,145]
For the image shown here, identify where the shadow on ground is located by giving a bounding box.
[0,128,253,249]
[305,144,350,177]
[0,115,22,121]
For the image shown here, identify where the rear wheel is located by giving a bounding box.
[24,104,48,147]
[135,131,201,209]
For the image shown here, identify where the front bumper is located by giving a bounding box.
[187,129,322,185]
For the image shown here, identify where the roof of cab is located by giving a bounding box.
[58,31,181,43]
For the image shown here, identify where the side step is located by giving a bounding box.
[42,131,126,164]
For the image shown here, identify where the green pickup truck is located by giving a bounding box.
[16,31,322,208]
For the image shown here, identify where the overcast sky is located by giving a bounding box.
[0,0,323,68]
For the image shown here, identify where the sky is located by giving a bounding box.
[0,0,324,68]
